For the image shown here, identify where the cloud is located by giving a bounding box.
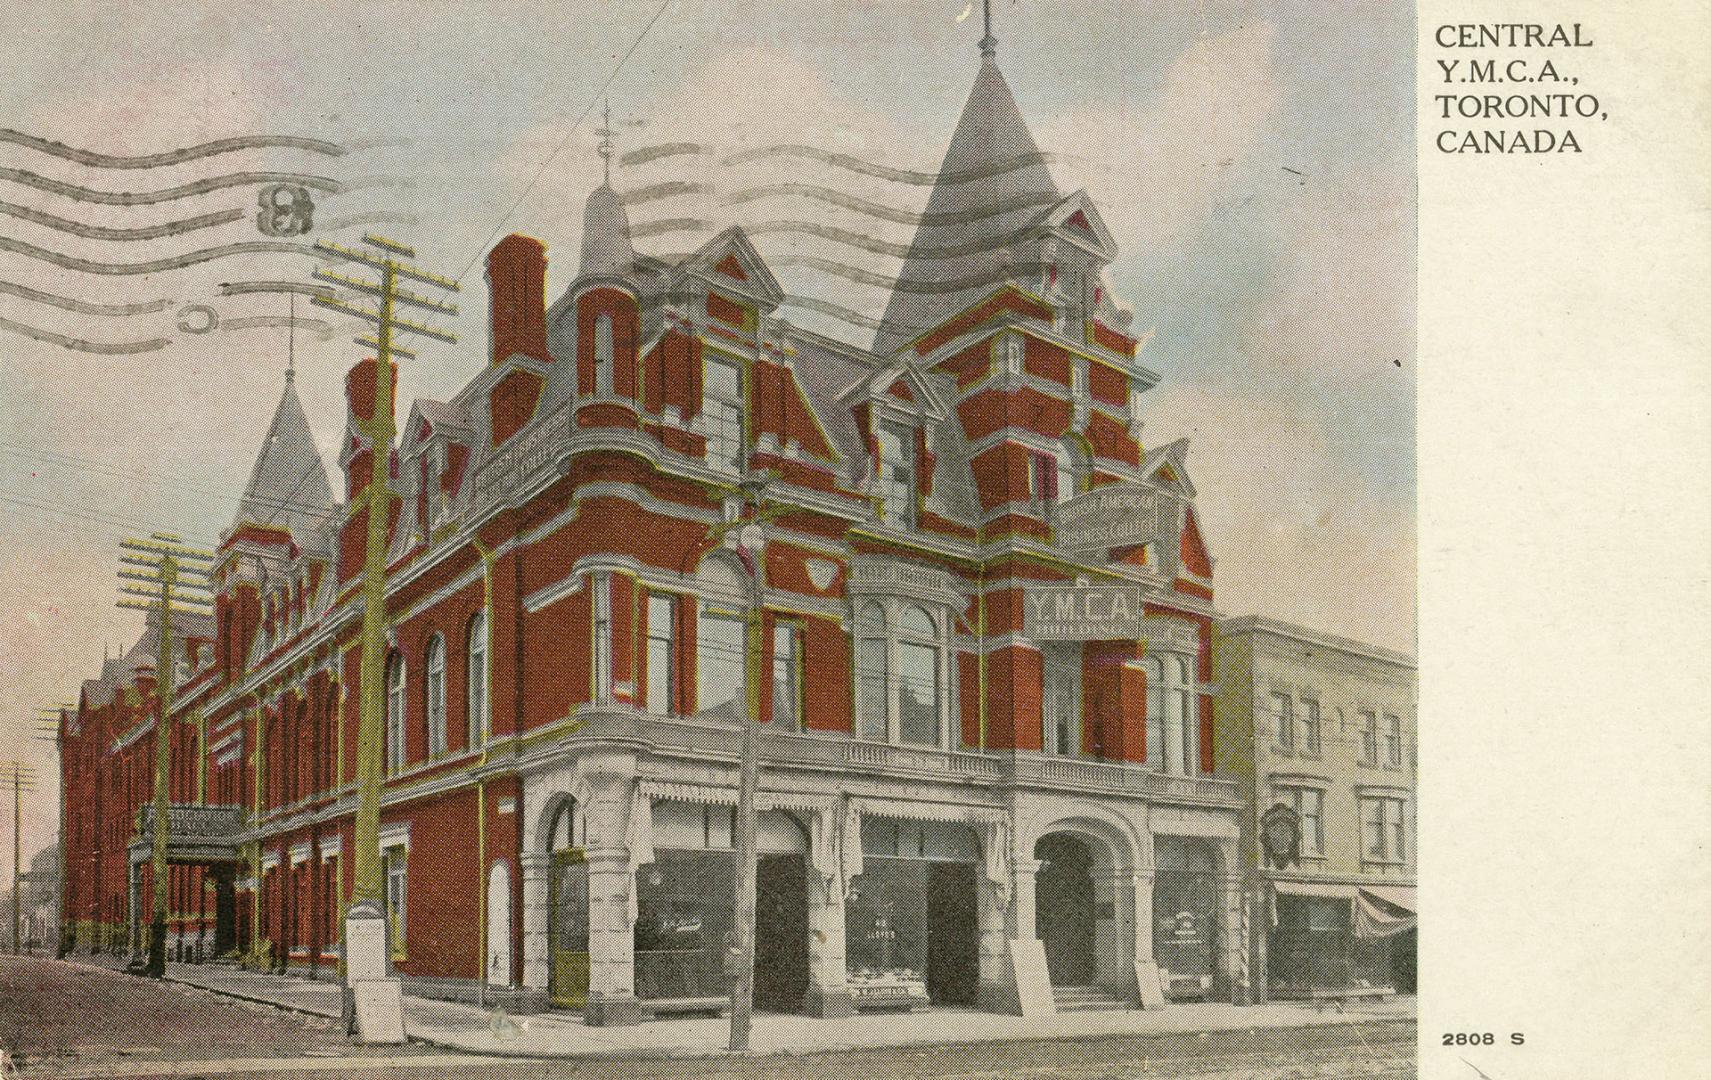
[1145,382,1416,653]
[1238,166,1415,379]
[1037,20,1280,265]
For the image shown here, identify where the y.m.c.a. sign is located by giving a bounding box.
[1022,586,1145,641]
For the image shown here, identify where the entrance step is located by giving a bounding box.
[1051,985,1131,1012]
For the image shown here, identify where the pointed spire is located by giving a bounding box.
[233,373,336,543]
[870,26,1060,355]
[979,0,996,60]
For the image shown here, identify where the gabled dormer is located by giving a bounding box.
[667,226,785,339]
[841,362,954,529]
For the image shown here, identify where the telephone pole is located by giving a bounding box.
[117,532,215,977]
[2,762,37,954]
[34,706,70,957]
[311,234,458,1043]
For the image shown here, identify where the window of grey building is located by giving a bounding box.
[1361,796,1407,864]
[1299,699,1322,755]
[1274,784,1326,856]
[1270,692,1294,751]
[1384,713,1403,767]
[1359,710,1378,765]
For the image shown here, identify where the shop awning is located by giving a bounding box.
[1273,880,1358,900]
[1359,885,1416,913]
[1355,886,1417,939]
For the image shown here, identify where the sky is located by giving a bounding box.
[0,0,1415,867]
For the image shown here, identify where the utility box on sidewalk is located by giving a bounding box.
[343,902,405,1044]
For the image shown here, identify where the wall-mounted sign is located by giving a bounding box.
[1261,803,1302,869]
[1054,482,1178,551]
[1023,585,1144,641]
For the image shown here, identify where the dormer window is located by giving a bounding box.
[875,420,915,528]
[703,354,744,473]
[594,313,614,396]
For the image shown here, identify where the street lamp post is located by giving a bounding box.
[724,474,772,1052]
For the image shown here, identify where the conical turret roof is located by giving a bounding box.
[234,372,336,542]
[580,183,635,278]
[871,50,1061,356]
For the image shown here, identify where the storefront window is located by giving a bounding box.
[634,849,735,1001]
[845,818,980,1008]
[1152,836,1218,999]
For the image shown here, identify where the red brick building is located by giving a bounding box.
[58,32,1248,1023]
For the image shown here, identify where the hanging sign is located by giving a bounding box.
[1022,585,1145,641]
[1055,482,1178,550]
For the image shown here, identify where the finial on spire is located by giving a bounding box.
[979,0,996,59]
[285,291,296,383]
[596,99,614,187]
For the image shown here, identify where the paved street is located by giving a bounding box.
[0,955,1415,1079]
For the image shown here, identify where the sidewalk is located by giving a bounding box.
[127,960,1414,1059]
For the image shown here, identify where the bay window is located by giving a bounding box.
[853,598,949,747]
[1145,653,1197,775]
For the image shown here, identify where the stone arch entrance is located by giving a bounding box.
[1019,809,1142,1003]
[542,797,589,1010]
[1034,833,1096,986]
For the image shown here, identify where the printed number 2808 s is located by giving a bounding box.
[1443,1033,1526,1045]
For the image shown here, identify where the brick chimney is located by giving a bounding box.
[487,234,549,365]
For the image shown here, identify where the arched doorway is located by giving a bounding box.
[1034,833,1097,987]
[545,798,589,1009]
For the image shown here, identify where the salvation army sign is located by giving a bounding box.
[1023,585,1145,641]
[1054,482,1178,550]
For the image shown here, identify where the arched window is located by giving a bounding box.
[896,606,940,746]
[466,613,488,748]
[694,555,748,721]
[594,313,614,395]
[1043,644,1081,756]
[1175,655,1196,776]
[425,634,447,758]
[855,601,888,741]
[546,797,585,851]
[385,652,406,775]
[1144,656,1163,767]
[1056,436,1091,503]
